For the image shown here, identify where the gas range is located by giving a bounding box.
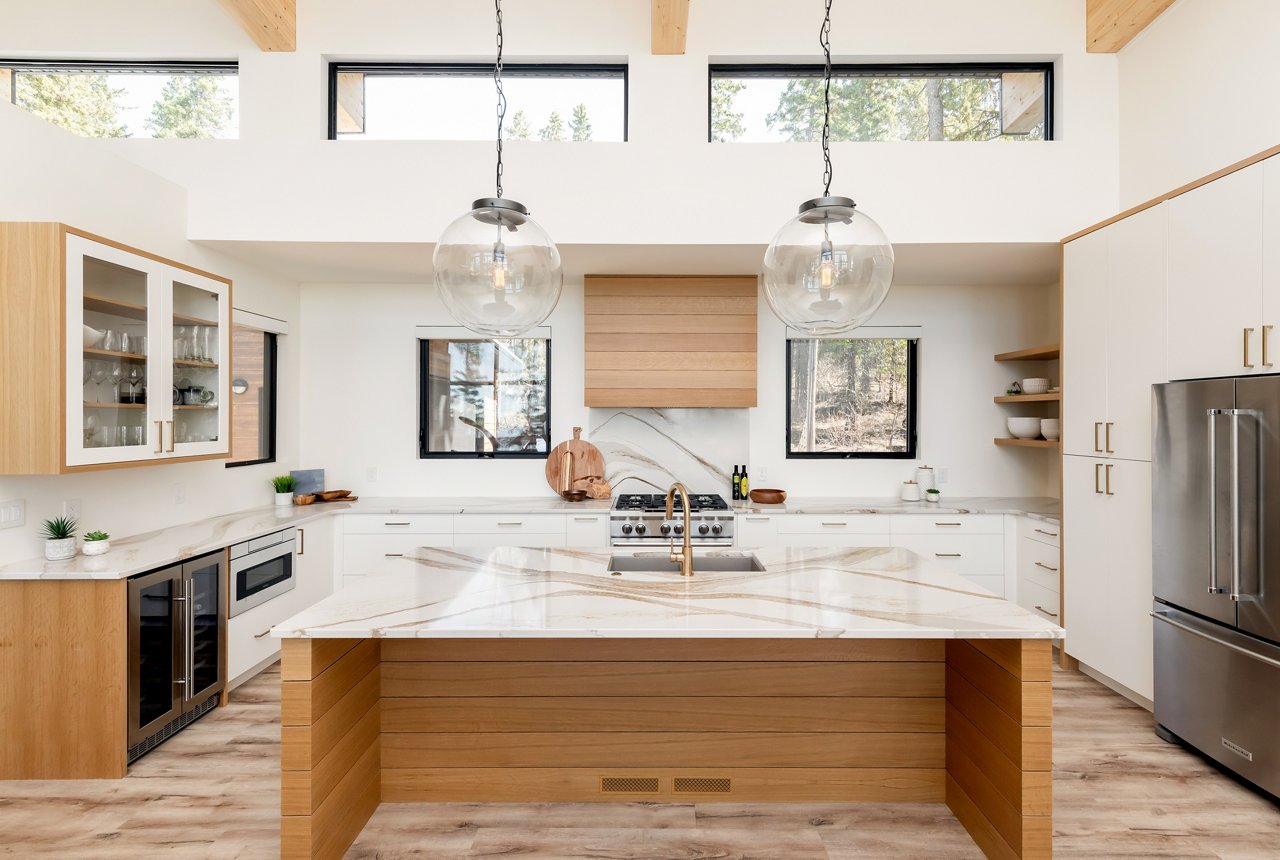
[609,493,735,546]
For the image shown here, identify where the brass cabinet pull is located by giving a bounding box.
[1105,463,1114,496]
[154,420,164,454]
[1094,463,1103,494]
[497,521,523,527]
[1265,325,1275,368]
[384,522,411,526]
[1034,528,1058,538]
[934,522,962,527]
[1245,327,1256,368]
[165,420,175,452]
[820,521,848,527]
[253,628,272,639]
[1034,561,1059,572]
[935,553,962,558]
[298,528,305,556]
[1093,422,1102,453]
[384,552,405,557]
[1105,422,1114,454]
[1034,605,1059,619]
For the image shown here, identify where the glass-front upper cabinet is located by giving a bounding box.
[65,233,230,468]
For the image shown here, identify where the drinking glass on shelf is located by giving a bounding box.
[102,330,119,353]
[84,414,97,447]
[125,366,144,403]
[130,425,145,446]
[118,424,131,447]
[200,326,215,363]
[89,360,109,403]
[120,332,133,356]
[137,335,148,357]
[173,326,189,361]
[108,363,124,403]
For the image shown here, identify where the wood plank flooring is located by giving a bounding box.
[0,664,1277,858]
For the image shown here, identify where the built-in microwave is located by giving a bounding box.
[229,527,296,617]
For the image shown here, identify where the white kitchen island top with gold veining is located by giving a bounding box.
[271,545,1063,640]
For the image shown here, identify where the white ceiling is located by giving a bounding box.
[197,240,1060,288]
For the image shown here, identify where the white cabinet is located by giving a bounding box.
[454,513,567,548]
[565,513,609,547]
[340,514,453,590]
[1016,518,1061,625]
[776,514,891,547]
[1063,455,1153,700]
[1167,161,1265,381]
[1063,203,1167,460]
[736,513,780,549]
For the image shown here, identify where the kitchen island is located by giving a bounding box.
[272,545,1061,860]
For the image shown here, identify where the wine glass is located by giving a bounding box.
[173,326,189,361]
[125,365,144,403]
[102,330,119,353]
[89,360,109,403]
[108,363,124,403]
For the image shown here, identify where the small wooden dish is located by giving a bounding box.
[749,488,787,505]
[293,494,317,506]
[317,490,352,501]
[560,490,589,502]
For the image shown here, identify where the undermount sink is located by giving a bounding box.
[605,554,766,573]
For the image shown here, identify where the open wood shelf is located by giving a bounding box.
[175,404,218,410]
[83,348,146,362]
[994,392,1062,403]
[994,437,1061,449]
[994,343,1061,362]
[174,359,218,369]
[84,294,216,326]
[84,401,145,409]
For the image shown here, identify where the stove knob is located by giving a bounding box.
[711,523,723,535]
[674,523,684,535]
[698,523,710,536]
[635,522,647,535]
[621,522,633,535]
[660,522,672,536]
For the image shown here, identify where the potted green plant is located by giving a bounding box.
[41,516,78,561]
[271,475,297,506]
[925,488,941,504]
[83,529,111,556]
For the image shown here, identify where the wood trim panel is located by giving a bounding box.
[1086,0,1177,53]
[281,637,360,682]
[381,696,943,734]
[968,639,1053,683]
[379,638,945,663]
[947,703,1052,817]
[383,766,944,804]
[584,388,757,407]
[0,580,128,779]
[582,276,756,295]
[586,333,757,352]
[282,639,378,724]
[585,351,759,370]
[381,660,943,698]
[945,667,1051,770]
[282,669,380,769]
[281,742,379,860]
[382,731,944,769]
[586,370,757,390]
[584,295,756,316]
[217,0,296,52]
[651,0,690,55]
[282,704,380,815]
[947,640,1053,724]
[585,313,757,333]
[65,227,233,285]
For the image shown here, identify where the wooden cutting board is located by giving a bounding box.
[545,427,607,497]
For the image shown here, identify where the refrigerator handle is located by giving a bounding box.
[1207,409,1224,595]
[1223,407,1261,603]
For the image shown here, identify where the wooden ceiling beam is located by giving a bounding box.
[1086,0,1176,53]
[217,0,296,52]
[652,0,690,55]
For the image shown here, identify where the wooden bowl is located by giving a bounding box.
[749,488,787,505]
[560,490,589,502]
[293,494,317,506]
[317,490,352,501]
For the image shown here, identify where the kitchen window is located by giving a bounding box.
[0,60,238,139]
[709,63,1051,143]
[226,328,277,467]
[329,63,627,141]
[419,337,550,458]
[787,338,918,458]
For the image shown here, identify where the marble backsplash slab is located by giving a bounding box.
[587,408,748,495]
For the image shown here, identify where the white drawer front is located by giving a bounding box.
[228,587,307,684]
[778,514,890,535]
[777,533,892,549]
[736,514,779,549]
[893,535,1004,575]
[343,514,455,535]
[453,533,567,548]
[1018,517,1061,548]
[1017,577,1061,623]
[343,534,454,576]
[454,513,567,534]
[1019,538,1061,594]
[960,573,1006,597]
[889,514,1004,535]
[565,514,609,547]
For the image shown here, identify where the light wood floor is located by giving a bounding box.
[1,664,1277,859]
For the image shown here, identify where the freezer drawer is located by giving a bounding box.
[1154,605,1280,798]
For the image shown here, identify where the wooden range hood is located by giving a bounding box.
[583,275,758,408]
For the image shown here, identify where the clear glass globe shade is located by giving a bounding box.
[762,201,895,336]
[432,203,563,337]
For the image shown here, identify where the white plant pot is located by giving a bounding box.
[45,538,77,561]
[925,494,941,504]
[275,492,294,507]
[83,540,110,556]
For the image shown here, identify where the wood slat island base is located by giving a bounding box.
[279,637,1053,860]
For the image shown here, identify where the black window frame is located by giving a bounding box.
[327,62,629,141]
[784,337,919,460]
[708,61,1054,143]
[224,330,279,469]
[417,337,552,460]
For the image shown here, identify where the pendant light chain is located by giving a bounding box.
[820,0,834,197]
[494,0,506,198]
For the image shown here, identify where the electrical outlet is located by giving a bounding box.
[0,499,25,530]
[62,498,82,521]
[173,482,186,506]
[366,467,378,483]
[936,468,949,484]
[756,466,768,483]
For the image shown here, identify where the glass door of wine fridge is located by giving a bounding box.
[127,566,183,747]
[184,553,225,704]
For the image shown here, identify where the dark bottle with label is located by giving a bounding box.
[731,465,741,500]
[740,466,749,498]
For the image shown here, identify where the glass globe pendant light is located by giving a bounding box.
[433,0,563,337]
[762,0,894,336]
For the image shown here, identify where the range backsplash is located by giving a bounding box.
[587,408,749,495]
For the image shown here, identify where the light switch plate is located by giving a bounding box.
[936,468,949,484]
[63,498,82,521]
[0,499,25,530]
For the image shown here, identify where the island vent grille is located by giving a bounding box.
[674,777,732,794]
[600,777,659,794]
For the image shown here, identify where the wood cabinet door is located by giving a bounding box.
[1104,204,1168,461]
[1062,230,1108,457]
[1167,162,1264,381]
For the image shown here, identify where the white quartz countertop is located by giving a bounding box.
[271,546,1063,641]
[0,495,1058,581]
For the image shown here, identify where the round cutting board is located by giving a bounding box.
[546,427,607,496]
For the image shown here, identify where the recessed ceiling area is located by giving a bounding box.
[198,239,1060,287]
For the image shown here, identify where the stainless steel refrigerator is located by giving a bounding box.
[1153,376,1280,798]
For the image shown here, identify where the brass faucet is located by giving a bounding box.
[665,482,695,577]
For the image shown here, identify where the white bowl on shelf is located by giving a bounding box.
[1007,417,1043,439]
[1040,419,1061,441]
[83,325,105,349]
[1021,378,1051,395]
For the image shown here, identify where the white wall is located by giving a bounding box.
[300,279,1057,499]
[1,0,1122,247]
[1118,0,1280,206]
[0,104,303,563]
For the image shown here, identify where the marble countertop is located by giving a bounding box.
[732,495,1061,523]
[272,545,1063,640]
